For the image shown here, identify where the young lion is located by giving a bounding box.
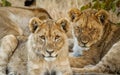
[6,17,72,75]
[68,8,120,69]
[73,40,120,74]
[27,17,72,75]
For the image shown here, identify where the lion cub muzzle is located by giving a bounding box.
[44,49,58,62]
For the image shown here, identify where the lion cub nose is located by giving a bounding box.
[81,36,89,44]
[46,49,54,55]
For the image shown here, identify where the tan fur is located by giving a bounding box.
[0,7,52,39]
[73,41,120,74]
[68,8,120,70]
[7,17,72,75]
[0,35,18,75]
[7,36,28,75]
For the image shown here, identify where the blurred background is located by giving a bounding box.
[0,0,119,23]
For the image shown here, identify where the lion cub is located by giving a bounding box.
[27,17,72,75]
[5,17,72,75]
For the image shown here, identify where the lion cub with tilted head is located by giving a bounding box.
[6,17,72,75]
[27,17,72,75]
[68,8,120,69]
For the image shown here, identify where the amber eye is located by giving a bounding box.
[40,35,45,40]
[75,26,82,33]
[55,35,60,41]
[91,28,96,33]
[93,28,96,31]
[75,26,80,30]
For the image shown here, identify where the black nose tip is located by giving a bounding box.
[81,40,88,47]
[80,35,89,44]
[46,50,54,55]
[82,42,87,45]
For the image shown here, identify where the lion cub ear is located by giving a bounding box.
[68,8,81,22]
[29,17,42,33]
[57,18,69,33]
[95,9,109,24]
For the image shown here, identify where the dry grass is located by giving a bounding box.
[36,0,119,23]
[2,0,119,22]
[36,0,91,20]
[0,0,25,7]
[0,0,91,19]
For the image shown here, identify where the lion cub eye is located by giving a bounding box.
[40,35,45,41]
[75,26,80,30]
[55,35,60,41]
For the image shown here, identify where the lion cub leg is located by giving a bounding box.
[58,61,73,75]
[62,68,73,75]
[0,35,18,75]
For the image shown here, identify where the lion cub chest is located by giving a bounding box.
[44,70,62,75]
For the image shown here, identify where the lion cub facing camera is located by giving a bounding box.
[3,17,72,75]
[27,17,72,75]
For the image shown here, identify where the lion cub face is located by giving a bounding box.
[68,8,109,48]
[29,17,69,61]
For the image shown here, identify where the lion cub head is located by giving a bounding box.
[68,8,109,48]
[28,17,69,62]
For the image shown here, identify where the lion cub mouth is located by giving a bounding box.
[78,44,90,50]
[81,47,89,50]
[43,55,58,62]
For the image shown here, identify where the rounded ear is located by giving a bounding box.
[57,18,69,33]
[68,8,81,22]
[95,9,109,24]
[29,17,42,33]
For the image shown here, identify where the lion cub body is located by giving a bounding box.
[73,40,120,74]
[0,7,52,39]
[68,8,120,68]
[68,8,120,74]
